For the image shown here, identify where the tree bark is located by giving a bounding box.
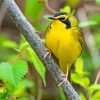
[1,0,80,99]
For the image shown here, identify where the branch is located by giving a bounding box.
[2,0,80,99]
[94,70,100,84]
[44,0,56,13]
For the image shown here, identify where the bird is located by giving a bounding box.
[45,12,83,85]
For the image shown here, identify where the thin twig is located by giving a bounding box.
[94,70,100,84]
[1,0,80,99]
[44,0,56,13]
[0,3,7,27]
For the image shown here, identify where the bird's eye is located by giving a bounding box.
[59,17,66,21]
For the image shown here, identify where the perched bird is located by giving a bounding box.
[45,12,83,85]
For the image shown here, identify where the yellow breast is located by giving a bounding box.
[45,20,83,73]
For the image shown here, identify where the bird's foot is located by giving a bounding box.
[58,73,68,86]
[43,49,51,60]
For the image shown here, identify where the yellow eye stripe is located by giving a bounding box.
[45,12,83,84]
[55,15,69,19]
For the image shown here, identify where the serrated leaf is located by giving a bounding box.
[0,60,28,88]
[27,47,46,86]
[88,84,100,94]
[0,62,15,85]
[71,73,90,88]
[12,60,28,85]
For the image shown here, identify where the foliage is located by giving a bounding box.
[96,0,100,5]
[0,34,46,99]
[0,0,100,99]
[25,0,44,23]
[0,60,29,99]
[0,60,28,87]
[27,47,46,86]
[25,0,46,32]
[65,0,80,8]
[19,36,46,86]
[72,57,100,100]
[60,5,71,13]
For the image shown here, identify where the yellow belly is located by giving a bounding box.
[45,26,82,73]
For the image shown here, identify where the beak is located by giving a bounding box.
[48,16,56,20]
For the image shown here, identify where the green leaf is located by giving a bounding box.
[75,58,84,75]
[27,47,46,86]
[16,37,46,87]
[37,21,49,32]
[92,91,100,100]
[13,79,33,97]
[0,87,5,93]
[79,21,97,28]
[18,98,30,100]
[0,62,15,85]
[1,40,17,49]
[94,33,100,49]
[80,93,86,100]
[12,60,28,85]
[58,87,66,100]
[96,0,100,5]
[90,14,100,24]
[71,73,90,88]
[25,0,44,23]
[0,34,17,49]
[0,60,28,87]
[88,84,100,94]
[0,87,7,100]
[17,98,29,100]
[19,42,29,51]
[60,5,71,13]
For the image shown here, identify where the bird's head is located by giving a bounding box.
[48,12,78,29]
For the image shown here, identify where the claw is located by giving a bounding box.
[58,74,68,86]
[43,49,51,60]
[58,66,69,86]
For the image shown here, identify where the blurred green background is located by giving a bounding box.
[0,0,100,100]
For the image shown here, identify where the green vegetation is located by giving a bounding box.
[0,0,100,99]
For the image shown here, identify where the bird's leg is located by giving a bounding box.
[58,66,69,86]
[43,49,51,60]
